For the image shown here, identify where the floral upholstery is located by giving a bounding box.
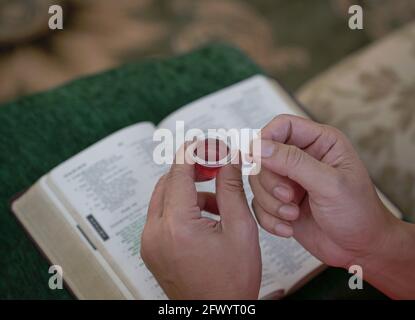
[297,21,415,221]
[2,0,414,105]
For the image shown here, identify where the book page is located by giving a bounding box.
[158,76,302,133]
[12,177,134,299]
[158,75,323,297]
[48,122,168,299]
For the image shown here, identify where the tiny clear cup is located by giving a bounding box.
[188,132,238,182]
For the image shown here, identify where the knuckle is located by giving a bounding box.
[165,168,193,191]
[255,190,279,214]
[322,125,348,146]
[324,124,344,138]
[270,200,281,214]
[166,169,181,184]
[272,114,289,123]
[221,176,244,193]
[284,145,303,169]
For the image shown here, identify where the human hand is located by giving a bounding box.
[249,114,400,269]
[141,144,261,299]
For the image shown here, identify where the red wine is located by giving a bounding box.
[192,137,231,181]
[194,162,221,181]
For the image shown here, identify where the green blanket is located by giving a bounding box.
[0,44,386,299]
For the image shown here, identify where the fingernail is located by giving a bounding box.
[273,185,291,201]
[257,140,274,158]
[278,204,299,220]
[274,223,293,237]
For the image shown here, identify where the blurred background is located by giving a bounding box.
[0,0,414,104]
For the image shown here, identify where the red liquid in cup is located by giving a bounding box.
[193,138,230,182]
[194,163,221,181]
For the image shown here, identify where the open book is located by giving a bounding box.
[11,75,402,299]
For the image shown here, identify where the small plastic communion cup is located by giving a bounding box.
[189,132,236,182]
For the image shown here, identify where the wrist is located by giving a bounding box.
[352,213,415,298]
[345,203,399,268]
[354,215,403,269]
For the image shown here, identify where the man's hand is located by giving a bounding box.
[249,114,398,268]
[141,145,261,300]
[249,114,415,299]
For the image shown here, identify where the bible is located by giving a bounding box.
[11,75,402,299]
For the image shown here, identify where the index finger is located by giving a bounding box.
[260,114,336,160]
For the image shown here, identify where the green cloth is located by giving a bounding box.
[0,44,386,299]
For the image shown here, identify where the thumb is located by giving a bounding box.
[253,140,338,195]
[163,142,199,221]
[216,162,254,230]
